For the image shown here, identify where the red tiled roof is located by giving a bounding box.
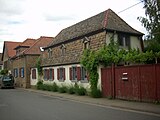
[14,38,36,49]
[23,36,53,55]
[5,41,21,58]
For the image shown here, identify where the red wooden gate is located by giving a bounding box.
[101,64,160,102]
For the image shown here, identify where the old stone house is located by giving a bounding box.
[11,36,53,88]
[2,41,22,72]
[32,9,143,89]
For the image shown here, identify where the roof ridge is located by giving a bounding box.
[103,9,110,28]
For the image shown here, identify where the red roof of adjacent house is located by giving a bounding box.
[4,41,22,58]
[14,38,36,49]
[23,36,53,55]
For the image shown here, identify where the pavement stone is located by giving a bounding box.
[20,88,160,116]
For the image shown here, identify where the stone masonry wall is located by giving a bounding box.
[12,55,39,88]
[42,31,106,66]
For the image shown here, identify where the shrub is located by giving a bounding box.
[58,86,67,93]
[36,81,43,90]
[51,83,58,92]
[75,87,86,96]
[90,88,102,98]
[42,84,49,91]
[67,86,75,94]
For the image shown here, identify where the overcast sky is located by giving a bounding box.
[0,0,146,53]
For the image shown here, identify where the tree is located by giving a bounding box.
[138,0,160,42]
[138,0,160,53]
[0,69,8,75]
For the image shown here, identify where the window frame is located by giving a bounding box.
[20,67,24,78]
[57,67,65,81]
[14,68,18,78]
[118,34,130,49]
[80,67,88,82]
[83,37,90,50]
[32,69,36,79]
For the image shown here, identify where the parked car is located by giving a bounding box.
[0,75,14,89]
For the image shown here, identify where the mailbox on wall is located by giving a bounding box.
[122,72,128,81]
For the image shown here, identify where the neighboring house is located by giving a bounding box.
[39,9,143,89]
[11,37,53,88]
[0,53,3,71]
[2,41,22,72]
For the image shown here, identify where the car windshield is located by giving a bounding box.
[3,76,12,81]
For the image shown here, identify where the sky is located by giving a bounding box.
[0,0,146,53]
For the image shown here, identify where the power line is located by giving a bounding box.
[118,0,144,14]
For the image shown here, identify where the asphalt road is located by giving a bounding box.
[0,89,159,120]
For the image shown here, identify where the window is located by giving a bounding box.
[69,66,87,82]
[48,48,52,58]
[70,67,77,81]
[32,69,36,79]
[19,67,24,78]
[57,68,65,81]
[14,68,18,78]
[81,67,88,80]
[60,44,66,56]
[49,69,54,80]
[43,69,49,80]
[118,34,130,49]
[83,37,90,49]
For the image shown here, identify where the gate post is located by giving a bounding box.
[111,63,115,99]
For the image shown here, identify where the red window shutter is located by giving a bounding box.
[77,67,81,81]
[63,68,65,80]
[57,68,60,80]
[52,69,54,80]
[69,67,72,80]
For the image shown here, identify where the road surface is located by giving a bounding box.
[0,89,159,120]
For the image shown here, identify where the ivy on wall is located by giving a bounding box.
[80,39,160,93]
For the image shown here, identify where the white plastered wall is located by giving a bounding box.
[42,64,91,90]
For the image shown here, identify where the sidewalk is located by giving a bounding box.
[22,88,160,116]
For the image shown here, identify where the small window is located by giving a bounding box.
[81,67,87,80]
[118,34,130,49]
[14,68,18,78]
[20,67,24,78]
[32,69,36,79]
[49,69,54,80]
[48,48,52,58]
[60,44,66,56]
[70,67,77,80]
[57,68,65,81]
[83,37,90,49]
[43,69,49,80]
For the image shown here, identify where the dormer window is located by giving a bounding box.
[48,48,52,58]
[60,44,66,56]
[83,37,90,49]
